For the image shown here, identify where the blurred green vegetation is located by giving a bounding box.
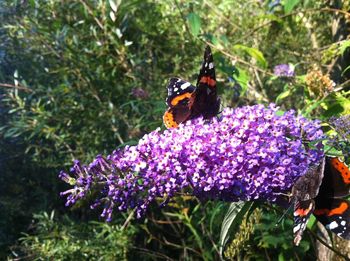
[0,0,349,260]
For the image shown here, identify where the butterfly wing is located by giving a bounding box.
[191,46,220,119]
[311,157,350,240]
[163,78,195,128]
[166,77,195,107]
[163,107,191,129]
[314,198,350,240]
[318,157,350,198]
[291,157,350,244]
[291,158,325,245]
[293,199,315,246]
[291,158,325,201]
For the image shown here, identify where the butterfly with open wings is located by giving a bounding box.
[163,46,220,129]
[291,156,350,245]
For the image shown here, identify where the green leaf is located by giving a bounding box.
[303,99,325,117]
[245,201,260,220]
[323,92,350,116]
[339,40,350,55]
[109,0,121,12]
[259,14,283,24]
[276,88,292,103]
[307,215,316,230]
[278,252,285,261]
[219,201,253,257]
[211,35,219,46]
[341,65,350,77]
[187,13,201,37]
[109,11,116,22]
[233,67,249,95]
[233,44,267,68]
[284,0,300,13]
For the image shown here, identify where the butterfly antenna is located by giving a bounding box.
[276,203,293,226]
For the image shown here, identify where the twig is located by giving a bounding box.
[316,39,349,52]
[336,79,350,90]
[131,246,176,261]
[307,229,350,261]
[121,209,135,230]
[254,68,264,90]
[0,83,32,92]
[162,237,203,256]
[78,0,104,31]
[148,218,182,224]
[235,8,350,45]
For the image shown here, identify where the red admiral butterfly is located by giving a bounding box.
[291,157,350,245]
[163,46,220,128]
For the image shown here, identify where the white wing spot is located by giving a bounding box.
[180,82,191,90]
[293,223,301,233]
[209,62,214,69]
[174,87,178,92]
[327,221,339,230]
[341,221,346,226]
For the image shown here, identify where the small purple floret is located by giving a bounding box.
[59,105,324,220]
[273,64,295,77]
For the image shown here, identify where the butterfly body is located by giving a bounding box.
[163,46,220,128]
[292,157,350,245]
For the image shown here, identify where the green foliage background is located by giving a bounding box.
[0,0,349,260]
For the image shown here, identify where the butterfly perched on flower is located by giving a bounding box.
[291,157,350,245]
[163,46,220,128]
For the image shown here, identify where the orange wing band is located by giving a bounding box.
[170,93,192,106]
[294,203,313,217]
[331,158,350,184]
[314,202,348,216]
[199,76,216,87]
[163,111,178,129]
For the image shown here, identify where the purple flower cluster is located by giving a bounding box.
[329,115,350,140]
[59,105,324,220]
[273,64,295,77]
[328,115,350,159]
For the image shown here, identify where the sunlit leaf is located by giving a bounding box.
[109,0,121,12]
[109,11,116,22]
[233,44,267,68]
[339,40,350,55]
[219,201,253,257]
[324,92,350,116]
[284,0,300,13]
[14,69,19,86]
[341,65,350,76]
[276,88,291,103]
[187,13,201,37]
[307,215,316,230]
[233,67,250,95]
[278,252,286,261]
